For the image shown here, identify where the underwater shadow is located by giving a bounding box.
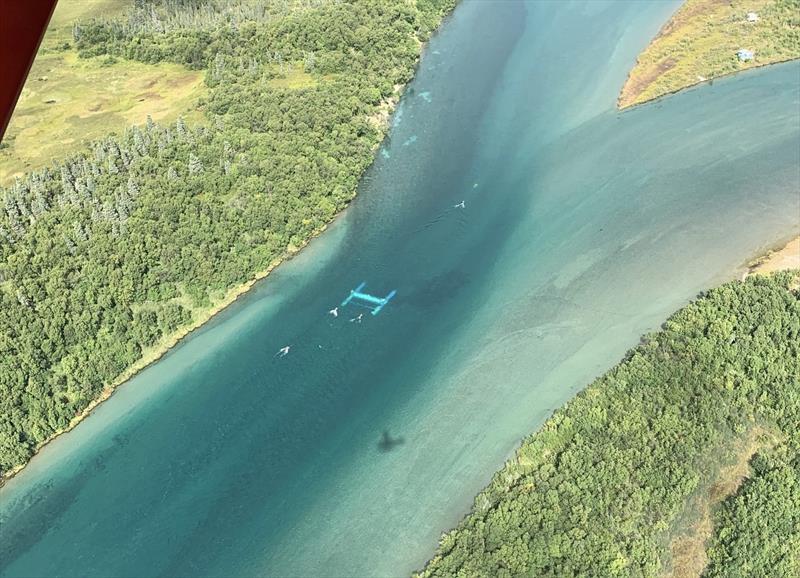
[377,430,405,452]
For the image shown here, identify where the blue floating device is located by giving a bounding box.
[341,282,397,316]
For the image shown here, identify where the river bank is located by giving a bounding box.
[618,0,800,109]
[0,225,313,485]
[619,56,800,111]
[747,235,800,276]
[0,15,451,487]
[417,270,799,577]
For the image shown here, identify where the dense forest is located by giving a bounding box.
[0,0,456,475]
[704,442,800,578]
[418,271,799,577]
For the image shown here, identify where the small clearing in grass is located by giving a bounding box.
[267,67,320,90]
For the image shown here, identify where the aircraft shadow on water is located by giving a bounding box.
[377,430,405,452]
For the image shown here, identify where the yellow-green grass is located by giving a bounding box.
[45,0,128,42]
[0,0,206,184]
[619,0,800,109]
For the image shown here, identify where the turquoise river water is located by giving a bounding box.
[1,1,799,577]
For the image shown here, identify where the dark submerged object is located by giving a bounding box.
[378,430,405,452]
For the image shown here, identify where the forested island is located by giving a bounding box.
[418,270,799,577]
[0,0,456,479]
[619,0,800,108]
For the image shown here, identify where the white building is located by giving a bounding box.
[737,49,755,62]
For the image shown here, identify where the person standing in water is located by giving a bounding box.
[329,307,338,317]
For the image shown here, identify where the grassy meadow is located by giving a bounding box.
[0,0,206,184]
[619,0,800,108]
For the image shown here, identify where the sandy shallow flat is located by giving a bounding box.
[750,237,800,275]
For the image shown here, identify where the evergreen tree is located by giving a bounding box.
[188,153,203,175]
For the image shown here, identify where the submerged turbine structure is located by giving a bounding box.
[341,282,397,315]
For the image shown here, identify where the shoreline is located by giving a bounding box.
[0,224,321,486]
[616,0,800,111]
[618,57,800,111]
[745,235,800,277]
[4,231,796,488]
[0,21,450,488]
